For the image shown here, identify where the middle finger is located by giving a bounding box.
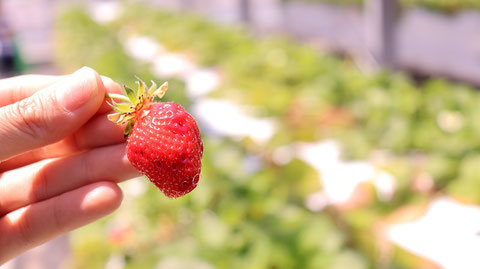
[0,143,140,216]
[0,113,126,172]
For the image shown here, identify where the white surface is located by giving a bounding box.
[152,53,196,78]
[184,68,221,98]
[273,140,396,211]
[436,110,464,133]
[125,36,164,63]
[388,197,480,269]
[90,1,122,24]
[193,98,277,144]
[372,171,396,202]
[296,141,375,205]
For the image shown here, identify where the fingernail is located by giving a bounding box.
[57,66,99,111]
[100,75,114,86]
[101,75,122,94]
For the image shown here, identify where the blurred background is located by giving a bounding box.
[2,0,480,268]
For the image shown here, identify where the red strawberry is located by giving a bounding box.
[106,79,203,198]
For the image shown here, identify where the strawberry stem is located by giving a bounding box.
[105,93,131,103]
[106,77,168,136]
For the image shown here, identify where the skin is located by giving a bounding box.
[0,67,140,264]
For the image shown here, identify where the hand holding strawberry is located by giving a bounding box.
[0,67,139,264]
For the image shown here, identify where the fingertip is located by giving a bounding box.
[101,75,123,94]
[55,67,103,112]
[75,66,104,93]
[75,67,109,109]
[80,182,123,216]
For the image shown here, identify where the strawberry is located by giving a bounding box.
[106,78,203,198]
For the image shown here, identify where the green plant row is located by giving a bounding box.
[115,5,480,267]
[55,7,374,269]
[54,5,480,269]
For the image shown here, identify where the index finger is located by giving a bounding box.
[0,75,62,107]
[0,74,123,110]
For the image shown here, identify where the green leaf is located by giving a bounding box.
[115,113,126,124]
[124,86,137,103]
[107,112,121,123]
[153,81,168,99]
[111,102,133,113]
[124,121,133,137]
[135,77,147,100]
[105,100,130,113]
[148,80,157,96]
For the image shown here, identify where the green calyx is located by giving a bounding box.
[106,77,168,136]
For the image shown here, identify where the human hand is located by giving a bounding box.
[0,67,140,264]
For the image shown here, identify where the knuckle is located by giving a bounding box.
[6,95,55,140]
[70,132,84,152]
[51,196,64,232]
[15,208,34,245]
[79,153,93,181]
[32,163,50,202]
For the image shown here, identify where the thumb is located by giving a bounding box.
[0,67,105,161]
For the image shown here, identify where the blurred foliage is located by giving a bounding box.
[55,3,480,269]
[288,0,480,13]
